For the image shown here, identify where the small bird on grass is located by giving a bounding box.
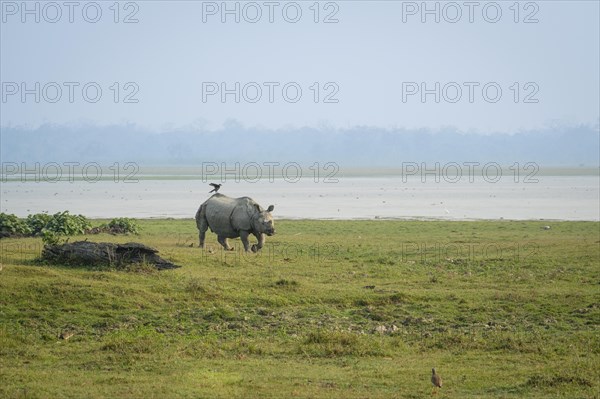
[208,183,222,193]
[431,368,442,395]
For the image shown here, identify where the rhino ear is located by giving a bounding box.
[267,205,274,212]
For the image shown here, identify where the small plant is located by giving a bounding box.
[107,218,140,235]
[274,279,299,287]
[41,230,63,246]
[122,259,157,274]
[186,277,206,297]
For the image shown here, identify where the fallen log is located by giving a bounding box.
[41,241,180,270]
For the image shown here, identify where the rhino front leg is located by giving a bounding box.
[240,231,251,252]
[217,235,234,251]
[251,232,265,253]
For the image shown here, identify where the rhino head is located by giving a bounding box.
[253,204,275,236]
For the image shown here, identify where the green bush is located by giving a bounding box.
[25,213,52,235]
[108,218,140,234]
[18,211,90,238]
[0,212,136,241]
[41,230,62,246]
[44,211,91,236]
[0,213,31,237]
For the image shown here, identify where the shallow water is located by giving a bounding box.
[1,176,598,221]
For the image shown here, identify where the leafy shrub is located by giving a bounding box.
[107,218,140,234]
[22,211,90,244]
[17,211,90,238]
[41,230,62,246]
[0,211,136,241]
[0,213,31,237]
[25,213,52,235]
[44,211,91,236]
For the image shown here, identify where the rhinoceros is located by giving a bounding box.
[195,193,275,252]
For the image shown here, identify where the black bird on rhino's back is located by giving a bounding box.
[209,183,221,193]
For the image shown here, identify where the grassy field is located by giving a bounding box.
[0,219,598,398]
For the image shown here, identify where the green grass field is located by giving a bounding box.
[1,219,598,398]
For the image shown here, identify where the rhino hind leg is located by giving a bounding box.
[199,230,206,249]
[197,219,209,249]
[217,235,234,251]
[196,205,208,249]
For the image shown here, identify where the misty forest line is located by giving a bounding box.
[1,123,598,167]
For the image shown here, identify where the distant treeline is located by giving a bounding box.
[1,122,598,167]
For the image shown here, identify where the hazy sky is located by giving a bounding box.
[1,0,599,133]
